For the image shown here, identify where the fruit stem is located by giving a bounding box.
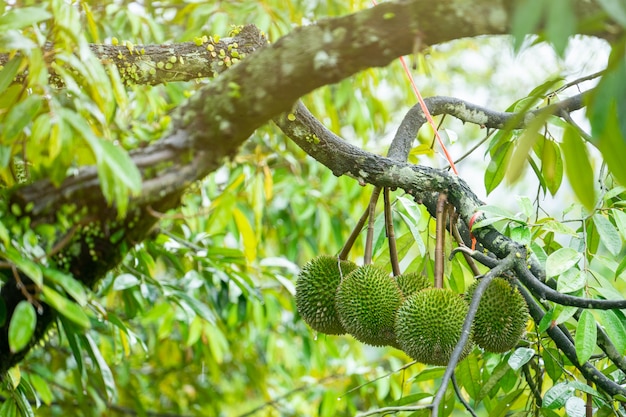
[449,210,482,276]
[383,187,401,276]
[364,187,382,265]
[338,187,379,260]
[434,192,447,288]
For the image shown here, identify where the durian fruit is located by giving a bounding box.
[466,277,529,353]
[296,255,358,335]
[335,265,403,347]
[395,288,473,366]
[395,272,431,297]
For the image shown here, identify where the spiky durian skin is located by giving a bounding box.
[296,255,358,335]
[335,265,403,347]
[395,288,473,366]
[466,278,529,353]
[395,272,430,297]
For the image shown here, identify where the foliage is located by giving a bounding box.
[0,0,625,416]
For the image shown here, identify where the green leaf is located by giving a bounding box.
[616,255,626,279]
[595,310,626,354]
[543,382,573,409]
[58,317,85,377]
[3,248,43,287]
[0,94,43,142]
[0,7,52,31]
[479,204,520,221]
[546,0,577,56]
[564,396,586,417]
[506,120,547,185]
[556,268,586,294]
[397,211,426,256]
[113,273,141,291]
[516,195,534,219]
[588,54,626,185]
[543,347,563,381]
[508,347,535,371]
[0,397,18,417]
[8,301,36,353]
[541,138,563,195]
[456,354,481,399]
[511,0,546,51]
[554,304,578,325]
[597,0,626,27]
[27,374,53,406]
[575,310,596,364]
[593,213,622,256]
[84,334,117,401]
[43,268,88,306]
[567,380,602,397]
[484,140,513,194]
[0,57,22,97]
[545,248,581,278]
[233,208,257,263]
[41,286,91,329]
[561,125,595,210]
[60,108,141,216]
[476,361,511,403]
[13,385,34,417]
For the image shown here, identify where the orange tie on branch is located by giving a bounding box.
[371,0,459,176]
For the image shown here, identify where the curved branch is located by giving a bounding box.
[453,246,626,310]
[516,284,626,398]
[514,263,626,310]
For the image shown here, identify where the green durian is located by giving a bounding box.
[466,277,529,353]
[395,288,474,366]
[335,265,403,347]
[395,272,431,297]
[296,255,357,335]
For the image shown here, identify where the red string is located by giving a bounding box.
[468,212,481,251]
[371,0,458,176]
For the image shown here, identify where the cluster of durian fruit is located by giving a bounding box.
[296,255,529,366]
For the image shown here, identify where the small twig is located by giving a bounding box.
[339,202,370,260]
[146,204,214,220]
[586,379,593,417]
[12,265,43,314]
[449,246,496,269]
[384,187,401,276]
[522,360,543,407]
[453,128,495,166]
[452,373,478,417]
[449,212,481,276]
[364,187,382,265]
[341,360,417,397]
[355,404,430,417]
[431,251,519,415]
[238,374,344,417]
[434,192,447,288]
[551,70,604,95]
[42,224,79,260]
